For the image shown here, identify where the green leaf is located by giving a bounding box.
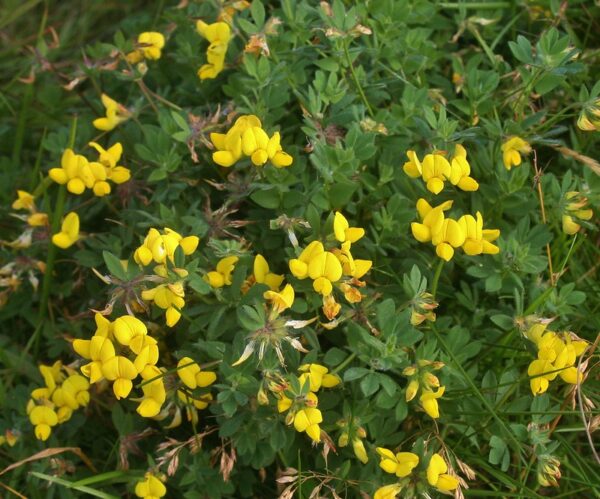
[250,0,265,29]
[102,250,126,280]
[344,367,370,382]
[237,305,265,331]
[360,373,380,396]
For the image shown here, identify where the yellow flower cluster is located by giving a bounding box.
[93,94,131,132]
[134,227,199,267]
[176,357,217,423]
[277,364,340,443]
[134,227,199,326]
[210,115,293,168]
[562,191,593,235]
[290,211,372,320]
[524,323,587,395]
[501,136,531,170]
[27,361,90,441]
[411,199,500,261]
[403,360,445,419]
[374,449,458,497]
[135,473,166,499]
[207,253,297,318]
[126,32,166,64]
[405,144,500,261]
[403,145,479,195]
[11,190,48,227]
[73,314,165,418]
[49,143,130,196]
[197,21,231,80]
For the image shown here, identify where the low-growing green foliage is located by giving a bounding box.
[1,0,599,498]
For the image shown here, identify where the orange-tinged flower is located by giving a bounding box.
[93,94,130,131]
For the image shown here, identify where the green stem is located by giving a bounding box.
[331,352,356,375]
[11,84,33,168]
[343,40,375,118]
[34,117,78,354]
[430,259,445,299]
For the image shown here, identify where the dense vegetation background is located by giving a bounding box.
[1,0,599,497]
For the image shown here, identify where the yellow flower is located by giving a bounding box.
[410,199,452,244]
[333,212,365,243]
[48,148,94,195]
[52,212,80,249]
[405,379,419,402]
[29,405,58,441]
[419,386,445,418]
[141,282,186,327]
[137,366,167,418]
[373,484,403,499]
[211,115,293,168]
[577,96,600,132]
[89,141,131,188]
[135,473,166,499]
[113,315,147,347]
[289,240,325,279]
[264,283,295,312]
[205,256,239,288]
[526,329,587,395]
[51,374,90,411]
[101,355,138,399]
[561,191,593,235]
[27,213,48,227]
[137,32,165,60]
[176,357,217,389]
[352,438,369,464]
[431,218,466,262]
[457,212,500,256]
[537,456,561,487]
[253,254,284,290]
[427,453,459,492]
[74,334,116,384]
[134,228,199,266]
[12,190,35,211]
[501,136,531,170]
[293,407,323,442]
[298,364,341,392]
[93,94,131,131]
[333,241,372,279]
[376,447,419,477]
[423,153,453,194]
[308,251,343,295]
[197,21,231,80]
[448,144,479,191]
[38,361,64,392]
